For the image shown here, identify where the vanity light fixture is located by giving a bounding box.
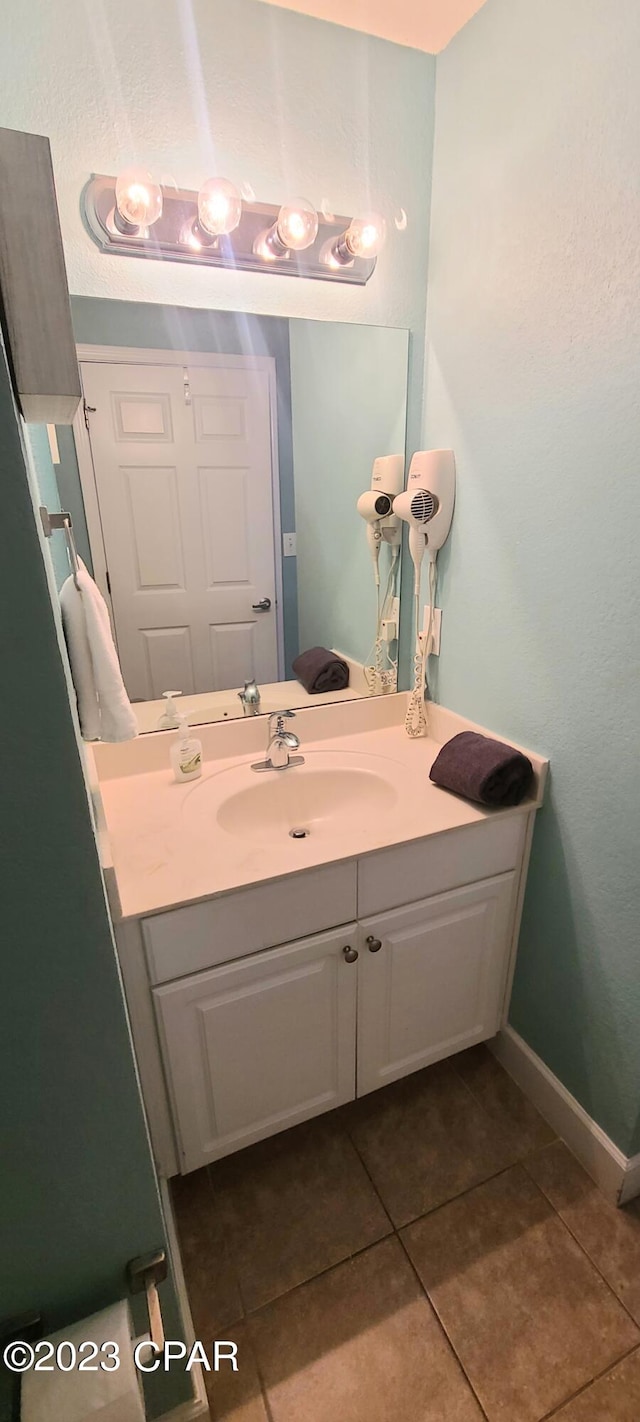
[85,174,390,285]
[254,198,319,260]
[113,166,163,235]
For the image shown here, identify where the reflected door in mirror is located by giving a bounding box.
[81,358,278,700]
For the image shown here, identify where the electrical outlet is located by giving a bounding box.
[283,532,297,557]
[420,605,442,655]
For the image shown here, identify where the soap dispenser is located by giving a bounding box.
[158,690,182,730]
[170,716,202,782]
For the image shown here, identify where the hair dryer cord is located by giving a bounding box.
[404,555,437,738]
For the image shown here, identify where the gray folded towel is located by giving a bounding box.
[429,731,534,807]
[292,646,350,695]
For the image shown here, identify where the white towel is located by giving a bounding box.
[60,560,138,742]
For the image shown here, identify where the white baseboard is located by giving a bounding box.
[620,1153,640,1206]
[490,1026,640,1207]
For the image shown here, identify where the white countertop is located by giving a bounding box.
[90,695,548,922]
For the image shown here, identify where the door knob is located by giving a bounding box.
[342,945,358,964]
[252,597,271,612]
[366,935,382,953]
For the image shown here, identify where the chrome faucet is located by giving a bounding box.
[251,709,305,773]
[238,678,261,716]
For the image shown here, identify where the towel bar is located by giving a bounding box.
[39,505,80,590]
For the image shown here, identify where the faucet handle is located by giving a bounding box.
[269,708,295,734]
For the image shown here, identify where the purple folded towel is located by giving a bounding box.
[292,646,350,695]
[429,731,534,807]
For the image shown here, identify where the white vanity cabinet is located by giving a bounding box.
[153,924,358,1171]
[153,873,517,1172]
[119,807,535,1176]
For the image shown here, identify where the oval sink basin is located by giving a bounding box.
[183,750,405,847]
[219,767,396,844]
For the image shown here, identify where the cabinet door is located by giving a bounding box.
[154,924,358,1171]
[358,874,516,1096]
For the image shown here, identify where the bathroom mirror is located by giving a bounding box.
[55,298,408,732]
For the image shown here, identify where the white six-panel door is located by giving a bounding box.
[357,874,516,1096]
[153,924,358,1171]
[80,357,279,701]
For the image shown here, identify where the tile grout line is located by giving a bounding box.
[218,1121,397,1318]
[520,1155,640,1333]
[394,1227,492,1422]
[244,1335,277,1422]
[342,1050,564,1233]
[346,1132,492,1422]
[537,1340,640,1421]
[197,1168,275,1422]
[343,1103,527,1223]
[340,1099,555,1237]
[240,1229,394,1319]
[204,1160,251,1324]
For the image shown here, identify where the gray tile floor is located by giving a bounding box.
[171,1045,640,1422]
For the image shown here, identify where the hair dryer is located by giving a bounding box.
[394,450,456,737]
[357,454,404,583]
[393,449,456,588]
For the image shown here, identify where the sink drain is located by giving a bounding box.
[289,827,310,839]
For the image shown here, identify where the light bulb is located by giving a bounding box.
[276,199,318,251]
[197,177,242,239]
[255,197,319,259]
[346,212,386,257]
[114,167,163,234]
[332,211,386,265]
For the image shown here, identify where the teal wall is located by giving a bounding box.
[0,344,190,1414]
[425,0,640,1154]
[290,320,408,665]
[70,296,299,674]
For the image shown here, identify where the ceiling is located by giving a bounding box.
[255,0,490,53]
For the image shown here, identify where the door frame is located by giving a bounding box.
[73,343,285,680]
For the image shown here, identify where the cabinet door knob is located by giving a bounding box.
[342,945,358,964]
[366,936,382,953]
